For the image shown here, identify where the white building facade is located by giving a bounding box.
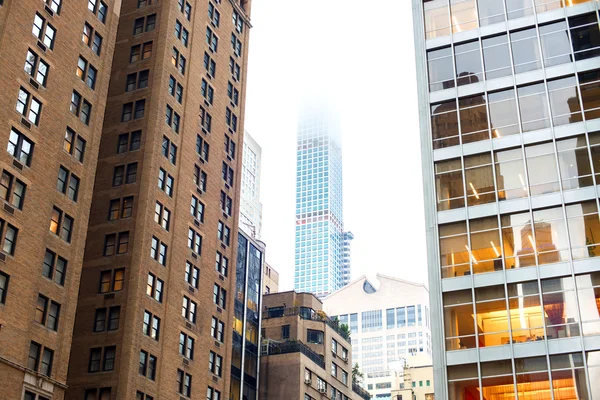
[323,274,432,399]
[240,131,263,238]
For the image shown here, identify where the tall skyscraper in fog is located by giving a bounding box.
[413,0,600,398]
[240,130,263,238]
[294,104,345,298]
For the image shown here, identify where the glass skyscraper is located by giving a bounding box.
[413,0,600,398]
[295,104,345,298]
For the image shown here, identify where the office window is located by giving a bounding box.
[24,49,49,87]
[213,284,226,308]
[179,332,195,359]
[209,351,222,376]
[146,273,163,302]
[32,14,56,49]
[16,87,42,125]
[188,227,202,254]
[570,13,600,61]
[177,369,192,396]
[182,295,197,323]
[143,310,160,340]
[191,196,205,222]
[185,261,199,288]
[215,252,228,276]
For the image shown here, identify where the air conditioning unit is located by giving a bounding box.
[304,378,312,385]
[318,387,327,394]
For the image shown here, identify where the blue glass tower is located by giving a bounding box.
[294,105,345,298]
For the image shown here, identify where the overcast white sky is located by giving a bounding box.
[244,0,429,291]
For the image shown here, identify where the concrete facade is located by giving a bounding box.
[263,261,279,294]
[239,130,262,239]
[323,274,432,398]
[259,291,370,400]
[65,0,254,399]
[0,1,119,399]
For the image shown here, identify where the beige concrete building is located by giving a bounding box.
[262,261,279,294]
[390,363,434,400]
[260,291,371,400]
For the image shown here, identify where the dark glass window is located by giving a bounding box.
[570,13,600,61]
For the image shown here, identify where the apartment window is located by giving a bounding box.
[200,106,212,133]
[224,136,236,159]
[82,23,101,55]
[126,162,138,183]
[182,295,197,323]
[331,362,338,377]
[221,162,234,186]
[171,47,186,75]
[169,76,184,103]
[206,27,218,52]
[7,128,33,167]
[188,227,202,254]
[94,306,120,332]
[213,284,226,308]
[0,271,8,304]
[185,261,199,288]
[16,87,42,125]
[165,105,180,133]
[195,135,210,162]
[98,268,124,293]
[35,294,60,331]
[220,191,232,216]
[161,136,177,165]
[146,273,163,302]
[194,165,207,192]
[200,79,214,105]
[158,168,174,196]
[117,130,141,153]
[208,2,220,26]
[211,317,225,342]
[231,33,242,57]
[57,166,79,202]
[63,127,86,162]
[150,237,168,266]
[108,196,134,220]
[215,251,228,276]
[207,387,221,400]
[225,108,238,132]
[143,310,160,340]
[24,49,49,87]
[281,325,290,339]
[138,0,157,7]
[135,392,152,400]
[307,329,324,344]
[0,171,26,210]
[217,221,230,246]
[32,14,56,49]
[209,351,222,377]
[122,100,145,121]
[229,57,240,80]
[233,10,243,33]
[154,201,171,231]
[42,250,67,286]
[179,332,195,359]
[126,70,149,92]
[49,207,73,243]
[103,231,129,256]
[29,342,53,377]
[177,369,192,397]
[70,91,92,125]
[190,196,205,222]
[204,52,216,78]
[227,82,239,106]
[138,350,157,380]
[77,57,97,90]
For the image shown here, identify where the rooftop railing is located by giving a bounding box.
[263,306,351,342]
[261,340,325,369]
[352,383,372,400]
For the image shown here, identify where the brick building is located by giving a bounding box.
[0,0,119,399]
[65,0,253,399]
